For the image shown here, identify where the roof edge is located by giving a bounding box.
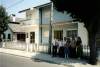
[19,2,51,13]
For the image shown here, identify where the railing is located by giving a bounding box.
[2,40,91,57]
[2,41,49,53]
[3,41,27,51]
[82,45,90,57]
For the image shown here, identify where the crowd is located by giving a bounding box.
[52,36,83,59]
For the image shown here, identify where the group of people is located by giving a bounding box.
[52,36,83,59]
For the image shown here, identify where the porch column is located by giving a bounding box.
[78,23,88,46]
[13,33,17,42]
[26,32,30,52]
[63,29,66,40]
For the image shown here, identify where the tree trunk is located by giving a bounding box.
[0,34,2,48]
[88,32,97,65]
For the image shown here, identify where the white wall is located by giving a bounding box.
[78,23,88,45]
[34,26,40,45]
[41,27,49,44]
[25,8,40,25]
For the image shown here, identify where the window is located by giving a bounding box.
[54,30,63,40]
[17,34,25,41]
[8,34,11,40]
[67,30,77,37]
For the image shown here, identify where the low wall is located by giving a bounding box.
[2,41,49,53]
[3,41,27,51]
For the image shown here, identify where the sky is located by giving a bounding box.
[0,0,50,18]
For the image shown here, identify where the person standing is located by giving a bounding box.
[64,37,70,59]
[52,38,58,57]
[58,39,64,57]
[76,36,83,58]
[69,36,77,58]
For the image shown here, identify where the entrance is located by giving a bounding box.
[54,30,63,40]
[30,32,35,43]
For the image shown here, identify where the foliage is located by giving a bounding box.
[51,0,100,33]
[0,5,9,34]
[51,0,99,64]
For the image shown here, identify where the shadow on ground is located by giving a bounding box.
[30,53,88,67]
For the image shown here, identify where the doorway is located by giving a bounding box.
[30,32,35,43]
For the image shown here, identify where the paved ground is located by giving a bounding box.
[0,48,100,67]
[0,53,67,67]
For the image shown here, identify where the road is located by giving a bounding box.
[0,53,66,67]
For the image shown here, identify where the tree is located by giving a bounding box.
[0,5,9,43]
[51,0,100,65]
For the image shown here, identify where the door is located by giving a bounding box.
[30,32,35,43]
[54,30,63,40]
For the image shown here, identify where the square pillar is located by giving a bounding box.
[26,32,30,52]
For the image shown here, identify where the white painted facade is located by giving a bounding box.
[78,23,88,46]
[4,3,88,52]
[19,3,88,46]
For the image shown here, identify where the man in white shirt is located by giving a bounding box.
[52,39,58,57]
[58,39,64,57]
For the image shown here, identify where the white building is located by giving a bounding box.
[3,3,88,52]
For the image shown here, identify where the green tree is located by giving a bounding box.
[51,0,100,65]
[0,5,9,42]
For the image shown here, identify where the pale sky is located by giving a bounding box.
[0,0,50,18]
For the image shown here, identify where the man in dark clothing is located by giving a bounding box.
[76,36,83,58]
